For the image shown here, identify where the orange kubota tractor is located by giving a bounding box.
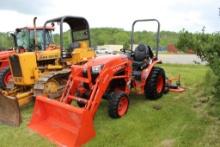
[29,19,181,146]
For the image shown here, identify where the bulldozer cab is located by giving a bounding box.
[8,27,56,86]
[43,16,92,62]
[13,27,54,52]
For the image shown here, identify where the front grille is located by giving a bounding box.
[9,55,22,77]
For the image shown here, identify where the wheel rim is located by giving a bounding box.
[4,71,11,86]
[156,75,164,93]
[117,97,129,116]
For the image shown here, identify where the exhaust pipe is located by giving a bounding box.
[33,17,38,51]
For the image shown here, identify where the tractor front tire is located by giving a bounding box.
[144,67,165,99]
[108,91,129,118]
[0,66,11,90]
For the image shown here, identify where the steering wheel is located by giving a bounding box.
[120,48,134,57]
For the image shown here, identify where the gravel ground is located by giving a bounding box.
[158,54,206,64]
[97,53,206,65]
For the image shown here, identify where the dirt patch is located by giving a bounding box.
[160,139,175,147]
[152,104,162,110]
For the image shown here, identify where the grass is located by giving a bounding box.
[0,64,220,147]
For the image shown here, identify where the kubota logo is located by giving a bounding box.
[113,65,125,72]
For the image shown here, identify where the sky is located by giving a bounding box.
[0,0,219,33]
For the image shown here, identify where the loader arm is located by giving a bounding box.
[61,61,131,118]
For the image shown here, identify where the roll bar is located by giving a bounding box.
[130,19,160,58]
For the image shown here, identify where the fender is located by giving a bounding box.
[0,50,15,69]
[141,59,162,84]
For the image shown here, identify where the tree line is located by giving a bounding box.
[0,32,14,50]
[90,28,179,48]
[0,28,178,50]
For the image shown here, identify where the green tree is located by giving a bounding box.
[123,41,130,49]
[176,28,195,52]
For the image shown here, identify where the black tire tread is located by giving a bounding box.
[0,66,10,89]
[144,67,165,99]
[108,91,129,118]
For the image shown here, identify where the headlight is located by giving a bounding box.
[91,64,103,74]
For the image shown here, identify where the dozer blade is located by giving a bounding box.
[0,93,21,126]
[29,96,96,147]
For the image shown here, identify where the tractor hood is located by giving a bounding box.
[85,54,129,67]
[81,54,131,78]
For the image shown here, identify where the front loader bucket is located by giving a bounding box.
[0,93,21,126]
[29,96,96,147]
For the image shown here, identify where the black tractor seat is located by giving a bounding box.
[133,44,153,70]
[132,43,154,80]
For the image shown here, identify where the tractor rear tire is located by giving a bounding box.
[0,66,11,90]
[108,91,129,118]
[144,67,165,99]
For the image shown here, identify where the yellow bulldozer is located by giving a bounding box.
[0,16,95,126]
[0,17,55,90]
